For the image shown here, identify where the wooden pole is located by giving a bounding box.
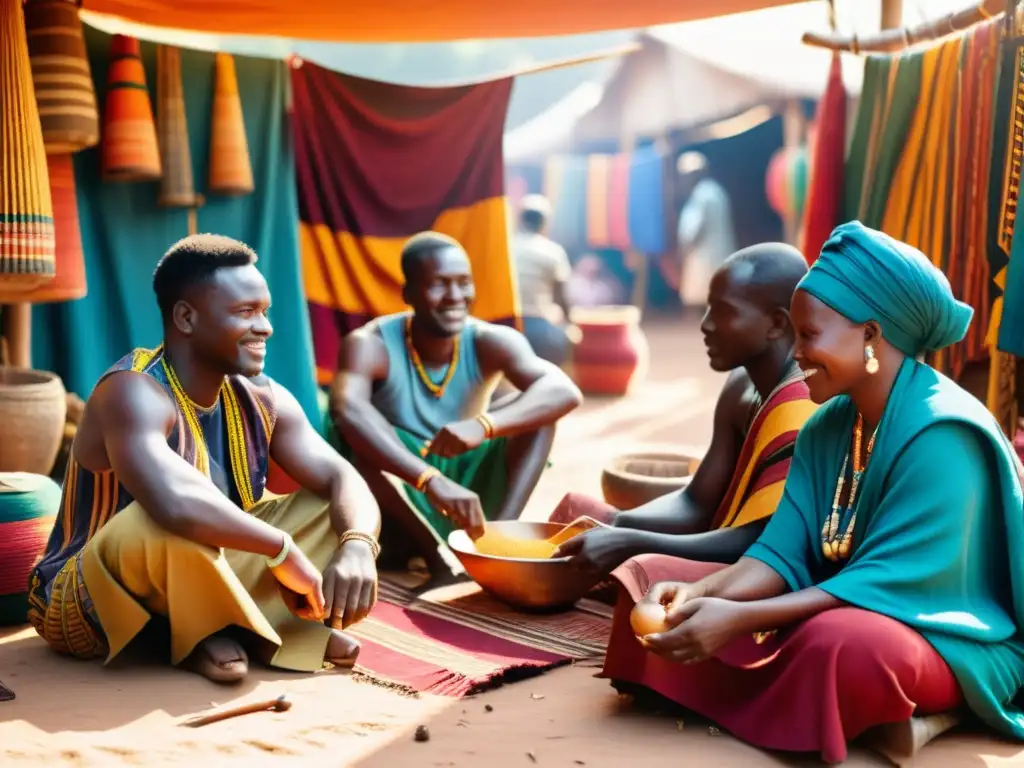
[881,0,903,30]
[3,303,32,369]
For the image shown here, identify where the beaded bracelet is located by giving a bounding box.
[476,412,496,439]
[415,466,441,492]
[340,530,381,560]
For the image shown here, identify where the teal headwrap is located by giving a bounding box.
[797,221,973,357]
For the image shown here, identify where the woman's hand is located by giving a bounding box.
[638,580,704,625]
[643,597,750,663]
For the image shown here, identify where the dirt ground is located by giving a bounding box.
[2,317,1022,767]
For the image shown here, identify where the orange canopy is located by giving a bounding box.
[81,0,802,42]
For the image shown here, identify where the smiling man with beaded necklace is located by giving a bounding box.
[330,231,582,584]
[28,234,382,684]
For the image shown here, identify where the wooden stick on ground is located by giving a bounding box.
[182,694,291,728]
[802,0,1003,54]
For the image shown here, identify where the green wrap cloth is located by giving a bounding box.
[799,221,973,357]
[327,420,507,541]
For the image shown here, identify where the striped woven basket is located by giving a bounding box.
[0,473,61,626]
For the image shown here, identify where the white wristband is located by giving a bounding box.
[266,533,291,568]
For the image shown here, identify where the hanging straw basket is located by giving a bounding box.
[0,0,56,290]
[24,0,99,154]
[0,155,87,304]
[157,44,201,208]
[0,368,67,475]
[208,52,254,197]
[101,34,161,182]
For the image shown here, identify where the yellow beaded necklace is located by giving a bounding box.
[820,412,877,562]
[405,314,460,399]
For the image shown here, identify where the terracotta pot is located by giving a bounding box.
[569,305,648,396]
[601,451,702,510]
[0,367,67,474]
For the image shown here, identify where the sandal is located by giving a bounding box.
[0,679,13,702]
[182,636,249,684]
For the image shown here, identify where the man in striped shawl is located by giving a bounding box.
[552,243,817,574]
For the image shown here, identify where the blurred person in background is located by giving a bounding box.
[677,152,737,311]
[512,195,575,366]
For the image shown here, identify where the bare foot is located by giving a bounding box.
[325,628,360,669]
[182,635,249,684]
[864,712,962,765]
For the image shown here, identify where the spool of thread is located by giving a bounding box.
[0,0,55,289]
[101,34,161,182]
[208,52,254,197]
[23,0,99,154]
[0,154,86,304]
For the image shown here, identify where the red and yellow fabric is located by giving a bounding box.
[291,61,519,384]
[709,376,817,530]
[798,52,846,265]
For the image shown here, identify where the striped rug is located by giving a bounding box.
[347,575,613,697]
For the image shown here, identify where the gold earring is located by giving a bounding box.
[864,345,879,375]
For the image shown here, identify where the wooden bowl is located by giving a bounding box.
[601,451,701,510]
[447,521,600,613]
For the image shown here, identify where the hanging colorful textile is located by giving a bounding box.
[989,32,1024,436]
[585,154,612,248]
[291,60,518,385]
[627,145,667,256]
[799,52,846,264]
[942,20,1001,379]
[607,153,631,251]
[547,155,588,251]
[844,54,923,228]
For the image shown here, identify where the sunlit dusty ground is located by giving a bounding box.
[2,317,1021,767]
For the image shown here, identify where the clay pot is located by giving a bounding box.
[0,367,67,474]
[601,451,701,510]
[569,305,648,396]
[0,472,61,626]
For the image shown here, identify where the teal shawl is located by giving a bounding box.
[748,221,1024,736]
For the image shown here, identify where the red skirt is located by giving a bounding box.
[601,555,963,763]
[548,492,618,526]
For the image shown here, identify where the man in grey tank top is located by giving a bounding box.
[330,232,582,583]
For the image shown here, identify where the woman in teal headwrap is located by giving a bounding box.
[600,222,1024,763]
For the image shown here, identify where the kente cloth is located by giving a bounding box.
[30,23,320,425]
[985,35,1024,434]
[881,37,961,270]
[940,20,1000,378]
[586,154,612,248]
[29,345,277,623]
[607,154,631,251]
[998,39,1024,362]
[844,54,922,228]
[292,61,519,386]
[628,145,669,256]
[747,358,1024,741]
[801,222,973,358]
[349,574,612,697]
[33,492,338,672]
[548,373,814,530]
[549,155,589,251]
[709,372,816,529]
[602,556,962,764]
[799,52,847,265]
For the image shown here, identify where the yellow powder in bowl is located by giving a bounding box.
[472,529,560,559]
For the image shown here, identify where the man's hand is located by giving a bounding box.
[551,527,641,576]
[424,475,486,538]
[322,539,379,629]
[269,539,326,622]
[427,419,487,459]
